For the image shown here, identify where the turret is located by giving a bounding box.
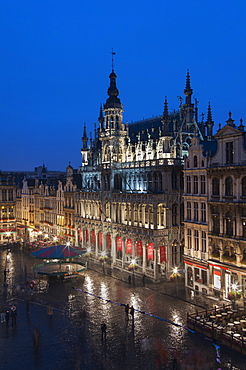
[183,70,194,125]
[81,124,89,166]
[206,102,214,140]
[161,97,171,135]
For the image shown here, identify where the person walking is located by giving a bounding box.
[11,305,17,326]
[5,309,10,327]
[125,304,129,320]
[101,321,107,341]
[47,305,53,318]
[33,328,41,352]
[130,305,134,322]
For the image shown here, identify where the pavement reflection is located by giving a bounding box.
[0,247,246,369]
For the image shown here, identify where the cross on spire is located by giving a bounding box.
[110,49,116,71]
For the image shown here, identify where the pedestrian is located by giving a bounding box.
[142,273,146,286]
[101,321,107,340]
[0,306,5,323]
[33,328,40,352]
[47,305,53,318]
[5,309,10,327]
[130,305,134,321]
[125,303,129,320]
[11,305,17,326]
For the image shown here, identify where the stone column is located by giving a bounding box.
[122,236,126,269]
[153,245,159,281]
[142,242,146,273]
[112,232,116,263]
[153,203,158,229]
[95,230,99,257]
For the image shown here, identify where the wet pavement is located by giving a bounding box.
[0,246,246,369]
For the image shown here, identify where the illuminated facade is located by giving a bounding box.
[0,173,17,243]
[184,114,246,301]
[75,68,213,282]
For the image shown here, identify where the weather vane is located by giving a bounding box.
[110,48,116,70]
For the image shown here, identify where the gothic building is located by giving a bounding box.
[75,67,213,282]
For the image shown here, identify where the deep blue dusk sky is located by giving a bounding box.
[1,1,246,171]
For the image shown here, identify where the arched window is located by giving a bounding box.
[114,174,122,191]
[201,175,206,194]
[225,211,233,236]
[186,176,191,193]
[194,230,199,251]
[201,231,206,253]
[194,155,198,167]
[116,115,119,129]
[187,202,191,221]
[172,204,178,225]
[242,177,246,196]
[212,213,220,235]
[225,177,233,196]
[212,178,220,196]
[212,244,220,258]
[193,175,198,194]
[187,229,192,249]
[222,246,236,261]
[187,266,193,287]
[172,244,178,265]
[172,172,178,189]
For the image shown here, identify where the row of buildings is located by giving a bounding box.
[1,67,246,303]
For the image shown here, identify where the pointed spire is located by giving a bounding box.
[163,96,168,119]
[185,70,191,91]
[184,70,193,106]
[104,54,122,109]
[239,118,244,131]
[82,123,88,149]
[206,102,214,139]
[161,96,171,135]
[207,102,213,123]
[98,104,104,129]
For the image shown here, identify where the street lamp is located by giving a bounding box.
[129,258,138,286]
[5,231,11,245]
[100,250,107,274]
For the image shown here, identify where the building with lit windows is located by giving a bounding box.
[75,67,213,282]
[184,113,246,302]
[0,172,17,243]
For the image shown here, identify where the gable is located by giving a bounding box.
[214,124,242,139]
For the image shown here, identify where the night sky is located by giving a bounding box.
[1,1,246,171]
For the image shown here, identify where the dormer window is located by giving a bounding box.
[225,176,233,196]
[226,141,234,164]
[194,155,197,167]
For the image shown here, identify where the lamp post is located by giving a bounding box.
[129,258,138,286]
[100,250,107,274]
[5,231,11,246]
[173,267,179,296]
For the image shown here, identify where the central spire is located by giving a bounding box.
[104,51,122,109]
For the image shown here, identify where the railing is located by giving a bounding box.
[187,303,246,354]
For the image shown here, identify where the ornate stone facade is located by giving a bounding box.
[184,113,246,301]
[76,68,213,282]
